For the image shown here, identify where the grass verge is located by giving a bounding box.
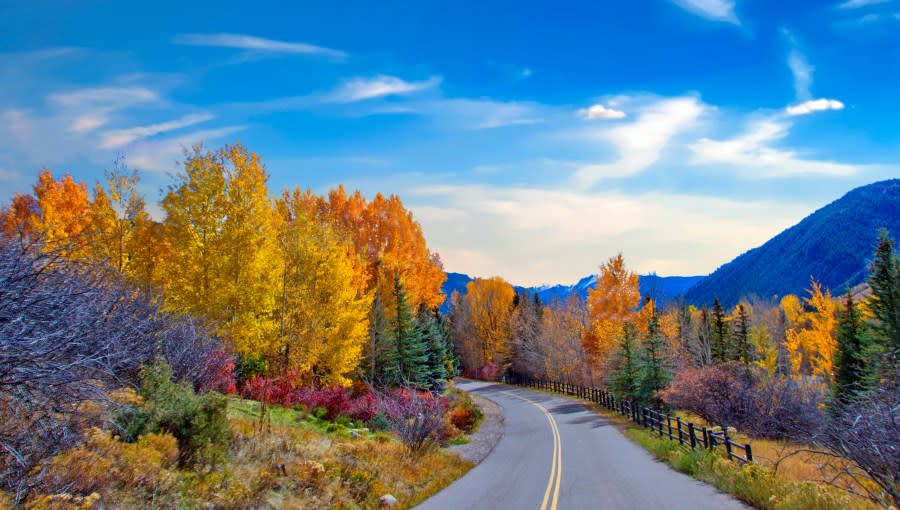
[594,405,880,510]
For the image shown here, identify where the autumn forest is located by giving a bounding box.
[1,143,898,508]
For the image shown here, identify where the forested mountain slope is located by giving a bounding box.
[685,179,900,307]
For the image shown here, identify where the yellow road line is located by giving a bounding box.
[502,391,563,510]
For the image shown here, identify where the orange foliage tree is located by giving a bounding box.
[294,185,445,315]
[583,254,641,381]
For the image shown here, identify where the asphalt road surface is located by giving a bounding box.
[416,380,747,510]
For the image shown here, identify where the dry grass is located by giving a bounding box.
[591,405,881,510]
[24,401,472,509]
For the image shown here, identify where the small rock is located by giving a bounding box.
[350,430,361,439]
[379,494,398,508]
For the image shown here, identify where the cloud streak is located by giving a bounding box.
[326,75,441,102]
[172,33,347,59]
[99,113,214,149]
[837,0,890,8]
[573,96,706,187]
[671,0,740,24]
[690,119,859,176]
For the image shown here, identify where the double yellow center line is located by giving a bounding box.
[503,391,562,510]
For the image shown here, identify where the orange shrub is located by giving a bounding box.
[449,405,478,432]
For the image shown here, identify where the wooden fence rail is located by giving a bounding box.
[502,373,752,464]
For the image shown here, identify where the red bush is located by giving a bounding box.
[239,375,378,422]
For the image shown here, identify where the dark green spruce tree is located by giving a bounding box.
[416,304,450,391]
[608,322,639,400]
[833,291,865,403]
[865,229,900,369]
[360,291,398,386]
[636,310,671,408]
[390,274,430,388]
[731,304,751,364]
[711,298,730,363]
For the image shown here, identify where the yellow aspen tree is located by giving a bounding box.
[160,143,279,355]
[465,277,516,368]
[781,294,805,375]
[275,191,372,385]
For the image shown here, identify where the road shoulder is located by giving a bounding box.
[447,384,504,464]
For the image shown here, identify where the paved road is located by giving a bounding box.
[416,380,747,510]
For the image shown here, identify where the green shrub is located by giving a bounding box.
[138,359,231,467]
[367,413,391,432]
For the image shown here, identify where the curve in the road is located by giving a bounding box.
[416,380,748,510]
[502,390,561,510]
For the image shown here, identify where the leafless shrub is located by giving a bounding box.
[660,363,825,439]
[0,237,228,499]
[815,360,900,507]
[375,388,449,457]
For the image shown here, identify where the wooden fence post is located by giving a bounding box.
[723,427,733,460]
[687,422,696,448]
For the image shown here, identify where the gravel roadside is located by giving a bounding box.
[447,386,504,464]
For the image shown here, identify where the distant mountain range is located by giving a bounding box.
[440,272,703,312]
[441,179,900,310]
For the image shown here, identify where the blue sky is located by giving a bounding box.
[1,0,898,285]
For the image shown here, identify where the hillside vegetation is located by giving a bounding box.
[686,179,900,307]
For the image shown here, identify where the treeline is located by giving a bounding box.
[0,143,455,390]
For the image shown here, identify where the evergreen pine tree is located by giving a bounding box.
[417,304,449,391]
[390,274,430,388]
[711,298,730,363]
[636,310,671,407]
[437,312,460,378]
[833,291,865,402]
[361,291,397,386]
[533,293,544,320]
[608,322,639,400]
[732,304,751,363]
[866,230,900,363]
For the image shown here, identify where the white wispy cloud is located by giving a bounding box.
[99,113,214,149]
[671,0,740,24]
[786,98,845,116]
[404,182,809,285]
[50,86,158,108]
[837,0,889,8]
[326,75,441,103]
[788,49,814,101]
[172,33,347,59]
[577,103,626,120]
[573,96,706,186]
[70,115,106,133]
[127,125,246,173]
[690,119,859,176]
[426,98,543,129]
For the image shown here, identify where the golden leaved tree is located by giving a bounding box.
[782,280,837,378]
[159,144,279,356]
[275,190,372,386]
[464,277,516,369]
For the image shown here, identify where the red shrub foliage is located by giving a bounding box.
[659,363,824,439]
[205,351,237,394]
[239,374,377,422]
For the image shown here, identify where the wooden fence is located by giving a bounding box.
[502,373,753,464]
